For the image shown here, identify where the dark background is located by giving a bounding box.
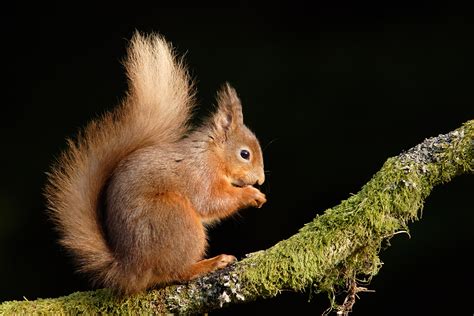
[1,2,473,315]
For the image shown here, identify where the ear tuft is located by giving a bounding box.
[210,83,244,140]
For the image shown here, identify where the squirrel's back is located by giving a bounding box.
[45,33,194,288]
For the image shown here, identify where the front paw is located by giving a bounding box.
[242,186,267,208]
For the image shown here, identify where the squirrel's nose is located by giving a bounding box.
[256,171,265,186]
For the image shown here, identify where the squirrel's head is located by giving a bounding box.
[205,83,265,187]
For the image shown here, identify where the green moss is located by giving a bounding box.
[0,289,170,315]
[238,120,473,308]
[1,120,472,314]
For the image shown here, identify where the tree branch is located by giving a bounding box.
[1,120,472,315]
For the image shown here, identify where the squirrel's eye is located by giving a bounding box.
[240,149,250,160]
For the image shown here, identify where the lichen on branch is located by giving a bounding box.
[1,120,472,315]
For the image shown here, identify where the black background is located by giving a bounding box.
[1,2,473,315]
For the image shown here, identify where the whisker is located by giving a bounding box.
[263,138,279,151]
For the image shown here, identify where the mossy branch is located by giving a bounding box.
[1,120,473,315]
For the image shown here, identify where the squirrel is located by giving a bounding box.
[45,32,266,295]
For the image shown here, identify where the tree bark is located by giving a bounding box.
[1,120,472,315]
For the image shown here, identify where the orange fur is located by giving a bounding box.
[45,32,266,294]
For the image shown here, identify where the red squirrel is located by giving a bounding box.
[45,33,266,294]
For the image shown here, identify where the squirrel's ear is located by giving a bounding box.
[210,83,244,139]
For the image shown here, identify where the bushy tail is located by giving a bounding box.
[45,32,194,286]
